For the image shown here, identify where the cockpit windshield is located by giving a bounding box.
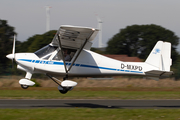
[34,45,57,58]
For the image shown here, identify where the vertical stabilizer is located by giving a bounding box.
[145,41,172,71]
[145,41,163,69]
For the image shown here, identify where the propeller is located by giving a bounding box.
[6,35,16,68]
[12,35,16,59]
[12,35,16,68]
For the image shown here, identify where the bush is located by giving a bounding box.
[31,79,41,87]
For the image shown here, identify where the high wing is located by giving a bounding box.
[50,25,99,50]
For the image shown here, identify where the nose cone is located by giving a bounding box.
[6,54,14,60]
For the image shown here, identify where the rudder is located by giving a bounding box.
[161,42,172,71]
[145,41,172,71]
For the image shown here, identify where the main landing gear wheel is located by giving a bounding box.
[58,86,72,94]
[21,84,29,89]
[46,74,77,94]
[59,89,68,94]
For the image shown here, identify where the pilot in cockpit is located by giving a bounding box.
[63,49,71,61]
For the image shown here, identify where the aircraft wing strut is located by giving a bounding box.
[57,34,68,75]
[68,30,94,71]
[53,25,99,79]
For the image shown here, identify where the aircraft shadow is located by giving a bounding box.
[31,103,119,109]
[66,103,119,108]
[31,103,180,109]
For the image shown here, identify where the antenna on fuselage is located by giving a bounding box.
[45,6,51,32]
[12,35,16,59]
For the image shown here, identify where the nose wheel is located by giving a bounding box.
[21,84,29,89]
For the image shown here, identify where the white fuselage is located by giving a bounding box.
[15,49,158,77]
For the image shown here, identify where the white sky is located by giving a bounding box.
[1,0,180,52]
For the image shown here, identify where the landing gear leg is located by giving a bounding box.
[63,74,68,80]
[46,74,69,94]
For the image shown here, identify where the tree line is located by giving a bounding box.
[1,19,180,79]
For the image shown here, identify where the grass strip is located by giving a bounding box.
[0,87,180,99]
[0,108,180,120]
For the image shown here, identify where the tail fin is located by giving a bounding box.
[145,41,172,71]
[145,41,173,80]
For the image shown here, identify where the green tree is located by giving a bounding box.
[90,47,105,54]
[0,19,16,74]
[106,24,179,63]
[19,30,57,52]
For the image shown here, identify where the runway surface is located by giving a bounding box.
[0,99,180,109]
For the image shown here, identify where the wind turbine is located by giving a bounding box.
[45,6,51,32]
[96,14,103,48]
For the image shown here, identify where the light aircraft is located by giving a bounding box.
[6,25,173,94]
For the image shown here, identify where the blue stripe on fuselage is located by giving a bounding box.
[18,59,32,62]
[17,59,143,74]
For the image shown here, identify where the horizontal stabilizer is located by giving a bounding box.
[145,70,173,78]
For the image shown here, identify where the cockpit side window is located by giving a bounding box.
[52,48,77,62]
[53,50,62,61]
[42,54,52,60]
[34,45,57,58]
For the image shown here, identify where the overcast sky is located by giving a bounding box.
[1,0,180,52]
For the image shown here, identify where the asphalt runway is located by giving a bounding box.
[0,99,180,109]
